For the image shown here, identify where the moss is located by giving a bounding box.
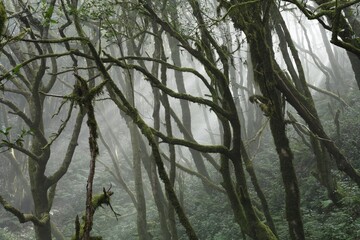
[0,1,6,35]
[254,222,278,240]
[71,189,113,240]
[91,191,111,208]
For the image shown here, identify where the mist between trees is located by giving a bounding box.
[1,0,360,239]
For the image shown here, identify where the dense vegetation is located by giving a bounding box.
[1,0,360,239]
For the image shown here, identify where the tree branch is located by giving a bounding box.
[0,97,47,147]
[104,52,232,119]
[107,55,215,93]
[0,141,41,163]
[46,110,85,187]
[0,51,76,82]
[0,97,33,127]
[307,83,349,107]
[0,195,49,226]
[161,153,226,193]
[152,128,230,157]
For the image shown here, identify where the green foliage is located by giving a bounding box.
[180,177,243,240]
[11,65,21,74]
[303,206,360,240]
[0,127,33,148]
[0,126,11,137]
[337,98,360,168]
[79,0,116,20]
[79,0,118,42]
[293,94,360,240]
[249,106,360,240]
[15,129,33,147]
[37,0,59,25]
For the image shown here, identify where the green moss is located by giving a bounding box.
[254,222,278,240]
[0,1,6,35]
[71,189,112,240]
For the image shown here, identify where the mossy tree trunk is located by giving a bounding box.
[124,44,152,240]
[0,0,6,35]
[148,10,177,239]
[167,28,213,195]
[135,0,278,238]
[248,28,305,240]
[218,1,305,238]
[272,5,343,206]
[159,37,179,240]
[118,7,175,238]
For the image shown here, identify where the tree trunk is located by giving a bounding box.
[29,138,51,240]
[167,26,213,195]
[273,6,343,206]
[218,1,305,238]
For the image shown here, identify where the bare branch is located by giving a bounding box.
[152,128,230,157]
[0,195,49,226]
[0,141,41,163]
[161,153,226,193]
[0,51,76,82]
[46,110,85,187]
[307,83,350,107]
[109,55,215,93]
[41,101,74,150]
[104,52,232,119]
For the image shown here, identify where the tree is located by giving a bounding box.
[1,0,360,239]
[285,0,360,89]
[0,1,85,239]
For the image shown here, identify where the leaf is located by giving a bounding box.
[44,6,54,20]
[12,64,22,74]
[0,127,11,136]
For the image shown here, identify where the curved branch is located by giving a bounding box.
[0,51,31,93]
[83,36,199,239]
[307,83,350,107]
[285,0,360,19]
[152,128,230,157]
[0,142,41,163]
[0,97,46,144]
[19,36,88,44]
[139,1,229,89]
[0,86,31,98]
[46,110,85,187]
[161,153,225,193]
[330,37,360,56]
[107,55,215,94]
[0,51,76,82]
[167,106,221,169]
[0,97,33,127]
[42,101,74,150]
[42,44,59,93]
[0,195,48,226]
[104,52,232,119]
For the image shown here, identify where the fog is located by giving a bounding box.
[1,0,360,239]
